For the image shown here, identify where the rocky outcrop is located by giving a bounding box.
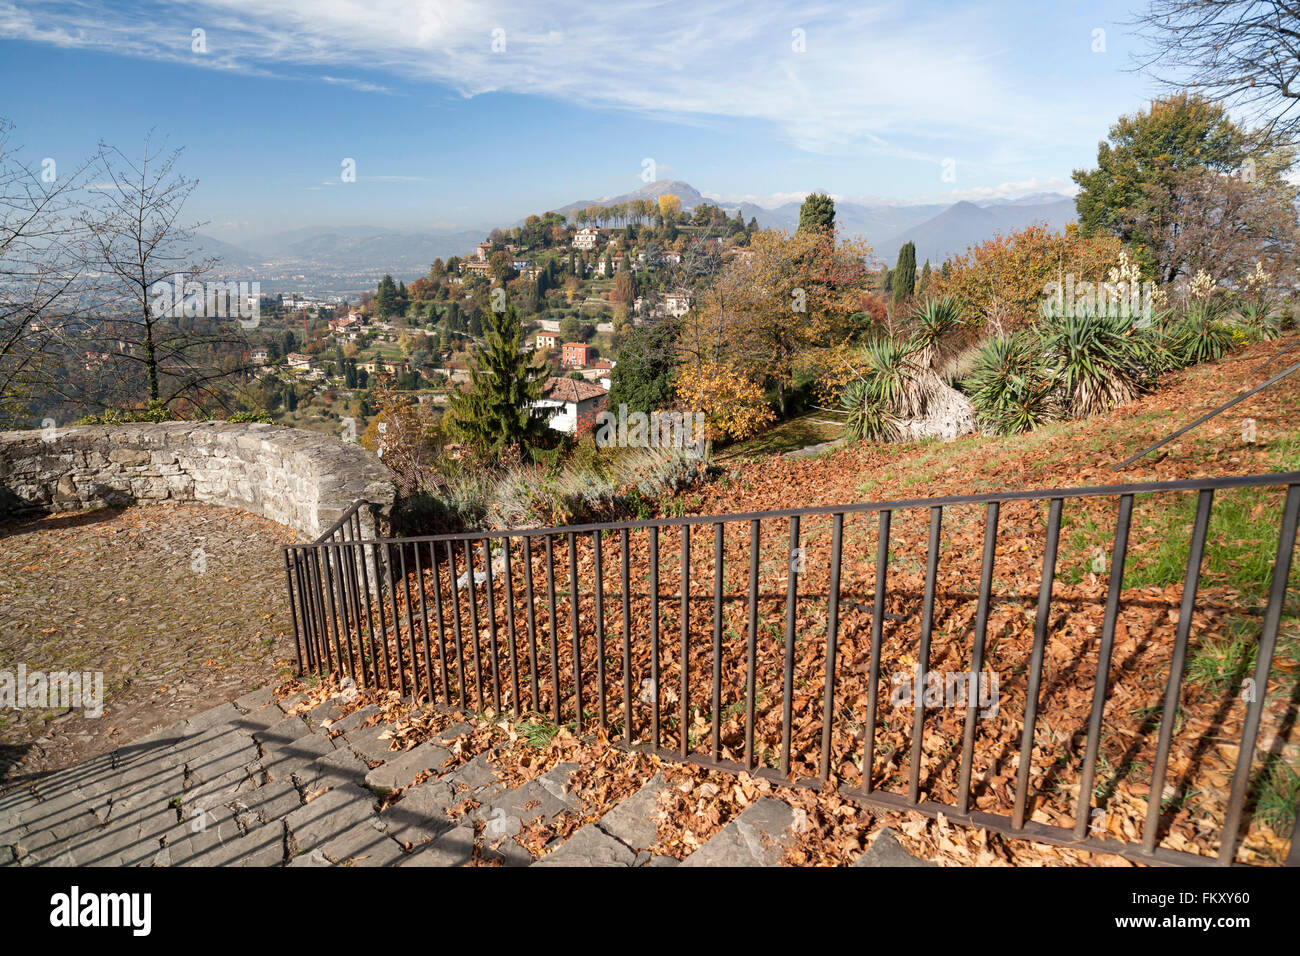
[0,422,394,541]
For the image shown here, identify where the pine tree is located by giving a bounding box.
[444,303,549,461]
[797,192,836,234]
[376,274,398,317]
[893,241,916,306]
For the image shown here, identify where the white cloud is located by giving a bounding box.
[0,0,1103,161]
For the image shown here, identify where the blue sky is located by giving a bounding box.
[0,0,1168,242]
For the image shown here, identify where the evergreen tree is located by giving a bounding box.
[376,274,399,317]
[893,241,916,306]
[444,303,549,460]
[607,317,678,415]
[797,192,836,234]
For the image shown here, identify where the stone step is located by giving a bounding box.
[679,797,795,867]
[851,828,936,867]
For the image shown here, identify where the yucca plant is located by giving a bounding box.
[839,335,940,441]
[1040,312,1154,419]
[964,334,1058,435]
[839,378,899,442]
[1238,299,1281,339]
[909,295,963,371]
[1170,303,1237,366]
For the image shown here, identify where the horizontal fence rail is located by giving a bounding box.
[284,473,1300,867]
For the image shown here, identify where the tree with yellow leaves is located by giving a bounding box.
[674,362,774,441]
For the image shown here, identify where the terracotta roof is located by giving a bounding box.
[540,376,608,402]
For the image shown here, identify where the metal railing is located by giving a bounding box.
[283,473,1300,867]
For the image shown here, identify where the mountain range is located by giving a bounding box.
[195,180,1077,294]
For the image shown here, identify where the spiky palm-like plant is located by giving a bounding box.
[1040,312,1154,419]
[964,334,1058,435]
[910,295,963,371]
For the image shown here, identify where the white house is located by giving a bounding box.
[531,377,609,434]
[573,227,601,250]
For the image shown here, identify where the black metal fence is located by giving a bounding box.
[283,473,1300,867]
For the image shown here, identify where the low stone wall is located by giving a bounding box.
[0,422,395,541]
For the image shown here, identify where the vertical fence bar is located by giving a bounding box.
[446,541,466,706]
[1013,497,1063,830]
[310,549,335,674]
[517,538,538,712]
[356,537,380,689]
[1218,483,1300,864]
[429,543,450,705]
[957,501,999,815]
[780,516,800,778]
[341,540,370,689]
[283,550,305,676]
[568,532,583,734]
[680,524,691,758]
[593,531,607,730]
[339,540,363,683]
[546,535,560,724]
[620,528,633,741]
[819,513,844,783]
[291,552,314,673]
[484,539,502,714]
[338,544,360,684]
[502,538,521,717]
[1142,489,1213,855]
[523,535,540,712]
[385,543,408,697]
[368,541,391,690]
[861,510,891,793]
[1073,493,1134,840]
[908,507,943,804]
[745,520,760,770]
[650,525,661,750]
[464,540,483,711]
[711,522,724,763]
[412,541,435,701]
[399,544,420,700]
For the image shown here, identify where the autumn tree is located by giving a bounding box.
[931,224,1125,333]
[77,136,251,413]
[657,194,682,219]
[1073,93,1294,282]
[680,228,872,417]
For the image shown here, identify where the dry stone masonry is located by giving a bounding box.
[0,422,394,541]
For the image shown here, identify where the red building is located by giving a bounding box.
[561,341,593,367]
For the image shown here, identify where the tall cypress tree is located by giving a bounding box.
[445,303,549,461]
[893,241,916,306]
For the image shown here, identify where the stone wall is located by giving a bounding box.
[0,422,395,541]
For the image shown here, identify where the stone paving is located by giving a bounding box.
[0,688,900,867]
[0,504,298,778]
[1,687,934,867]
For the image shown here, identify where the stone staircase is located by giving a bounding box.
[0,690,930,867]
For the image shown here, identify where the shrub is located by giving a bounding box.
[964,334,1058,435]
[1040,312,1155,418]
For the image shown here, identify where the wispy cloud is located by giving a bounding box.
[0,0,1107,163]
